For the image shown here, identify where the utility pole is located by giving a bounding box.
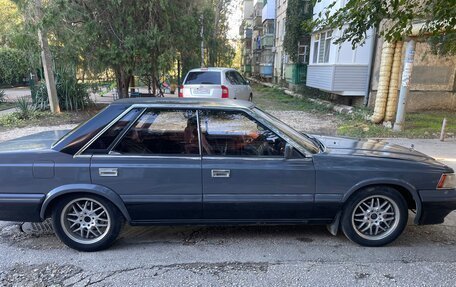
[201,13,205,67]
[393,39,416,131]
[35,0,60,114]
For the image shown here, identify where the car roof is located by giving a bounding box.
[112,97,255,109]
[187,67,236,73]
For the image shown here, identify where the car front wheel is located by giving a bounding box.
[341,187,408,247]
[52,195,123,252]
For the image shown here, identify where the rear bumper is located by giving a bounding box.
[417,189,456,225]
[0,194,44,222]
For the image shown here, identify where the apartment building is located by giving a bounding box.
[259,0,275,80]
[273,0,287,84]
[239,0,254,76]
[306,0,375,101]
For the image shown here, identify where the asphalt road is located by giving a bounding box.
[0,139,455,286]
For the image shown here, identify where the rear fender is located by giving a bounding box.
[40,184,131,222]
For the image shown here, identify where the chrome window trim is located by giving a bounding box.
[74,105,138,157]
[202,156,311,161]
[75,104,203,158]
[91,154,201,160]
[106,107,147,153]
[74,103,310,158]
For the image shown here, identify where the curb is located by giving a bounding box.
[249,78,354,115]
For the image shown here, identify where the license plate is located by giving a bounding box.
[195,88,210,94]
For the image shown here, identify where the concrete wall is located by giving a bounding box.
[369,39,456,111]
[273,0,288,83]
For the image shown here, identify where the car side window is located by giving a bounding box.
[112,109,199,156]
[234,72,248,85]
[199,110,287,157]
[84,108,143,154]
[225,71,237,85]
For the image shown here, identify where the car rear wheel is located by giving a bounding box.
[341,187,408,246]
[52,195,123,252]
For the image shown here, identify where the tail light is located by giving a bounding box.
[178,85,184,98]
[221,85,229,98]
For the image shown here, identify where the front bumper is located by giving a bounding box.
[417,189,456,225]
[0,194,44,222]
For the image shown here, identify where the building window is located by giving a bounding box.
[313,30,332,63]
[281,18,286,40]
[298,42,308,64]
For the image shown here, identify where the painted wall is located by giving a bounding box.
[369,39,456,111]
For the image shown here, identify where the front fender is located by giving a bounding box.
[40,184,131,222]
[343,177,422,224]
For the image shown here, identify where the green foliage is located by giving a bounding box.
[32,67,92,111]
[0,90,5,103]
[0,47,29,85]
[308,0,456,55]
[15,96,35,119]
[284,0,313,62]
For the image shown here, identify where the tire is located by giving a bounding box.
[341,186,408,247]
[51,194,123,252]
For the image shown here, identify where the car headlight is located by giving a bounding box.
[437,173,456,189]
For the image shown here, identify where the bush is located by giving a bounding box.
[32,69,92,111]
[0,48,29,86]
[15,97,36,119]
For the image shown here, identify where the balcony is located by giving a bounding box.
[243,28,253,39]
[261,34,274,48]
[253,14,262,29]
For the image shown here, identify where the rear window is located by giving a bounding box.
[184,71,221,85]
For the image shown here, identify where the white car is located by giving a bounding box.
[179,67,253,101]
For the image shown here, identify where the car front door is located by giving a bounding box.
[88,108,202,223]
[199,109,315,221]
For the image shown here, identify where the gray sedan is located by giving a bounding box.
[0,98,454,251]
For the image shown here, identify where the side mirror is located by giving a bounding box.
[284,144,294,159]
[246,80,250,85]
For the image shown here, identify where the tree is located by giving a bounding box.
[307,0,456,55]
[284,0,312,63]
[35,0,60,113]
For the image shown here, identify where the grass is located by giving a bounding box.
[253,83,456,139]
[0,105,104,132]
[252,84,333,113]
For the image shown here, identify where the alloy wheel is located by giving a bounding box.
[60,198,111,245]
[351,195,400,240]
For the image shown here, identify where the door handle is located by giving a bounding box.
[211,169,230,178]
[99,168,118,177]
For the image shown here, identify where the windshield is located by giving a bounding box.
[253,108,321,154]
[184,71,221,85]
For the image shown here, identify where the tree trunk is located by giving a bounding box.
[35,0,60,114]
[115,68,131,99]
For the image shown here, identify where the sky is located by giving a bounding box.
[227,0,243,40]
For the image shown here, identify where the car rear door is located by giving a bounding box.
[199,109,315,220]
[88,108,202,223]
[232,71,251,100]
[183,71,222,98]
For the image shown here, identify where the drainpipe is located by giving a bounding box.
[363,28,378,107]
[393,39,416,131]
[370,41,395,123]
[384,41,404,122]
